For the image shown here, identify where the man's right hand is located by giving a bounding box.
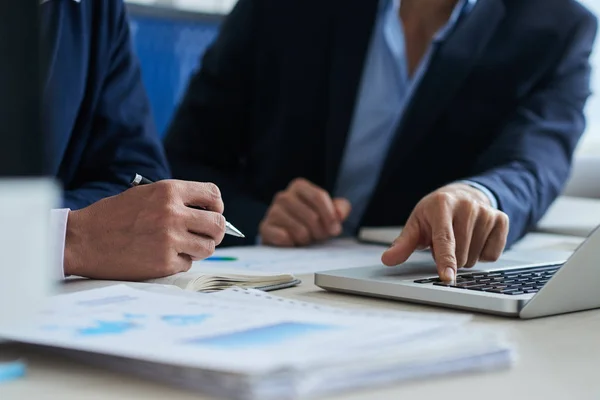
[259,178,351,247]
[64,180,226,281]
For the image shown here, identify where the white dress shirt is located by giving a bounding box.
[51,209,69,279]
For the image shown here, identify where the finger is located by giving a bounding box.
[452,203,478,269]
[186,209,226,245]
[268,204,312,246]
[466,212,496,267]
[275,192,330,241]
[333,198,352,221]
[381,217,423,266]
[481,212,509,261]
[178,232,217,262]
[174,254,193,272]
[150,253,192,280]
[430,208,457,281]
[260,224,294,247]
[176,181,225,214]
[290,179,339,235]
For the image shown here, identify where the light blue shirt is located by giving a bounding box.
[334,0,494,234]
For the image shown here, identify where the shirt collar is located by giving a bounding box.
[381,0,479,43]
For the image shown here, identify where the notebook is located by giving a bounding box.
[144,267,301,293]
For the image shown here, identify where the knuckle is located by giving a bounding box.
[200,239,216,257]
[290,178,308,189]
[432,230,454,245]
[306,211,320,227]
[432,191,453,206]
[460,197,480,212]
[312,188,329,203]
[496,212,509,229]
[213,213,226,232]
[203,182,221,199]
[295,226,311,244]
[439,253,457,267]
[201,183,222,206]
[154,180,178,199]
[158,203,182,226]
[277,232,293,247]
[274,191,290,204]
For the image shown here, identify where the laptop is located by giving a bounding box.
[315,226,600,319]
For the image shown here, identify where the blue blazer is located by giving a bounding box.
[165,0,598,247]
[41,0,170,210]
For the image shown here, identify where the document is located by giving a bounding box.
[0,285,513,400]
[193,239,388,274]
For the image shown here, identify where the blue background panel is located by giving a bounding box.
[129,11,221,137]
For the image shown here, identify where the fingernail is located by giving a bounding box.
[330,223,342,236]
[445,267,456,282]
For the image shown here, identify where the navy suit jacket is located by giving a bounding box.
[41,0,170,210]
[165,0,598,247]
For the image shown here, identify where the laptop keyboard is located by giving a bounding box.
[414,264,562,295]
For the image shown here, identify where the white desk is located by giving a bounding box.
[2,270,600,400]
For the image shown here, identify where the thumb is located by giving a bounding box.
[332,198,352,221]
[381,218,422,266]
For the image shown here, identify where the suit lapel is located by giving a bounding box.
[40,1,64,93]
[376,0,506,187]
[323,0,379,192]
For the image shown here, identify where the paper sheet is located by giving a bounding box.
[193,239,388,274]
[0,286,514,400]
[0,285,470,374]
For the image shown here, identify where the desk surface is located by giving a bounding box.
[2,273,600,400]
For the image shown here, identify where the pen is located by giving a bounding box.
[130,174,245,238]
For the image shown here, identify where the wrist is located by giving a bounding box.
[64,209,86,276]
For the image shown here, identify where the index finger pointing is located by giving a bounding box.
[430,210,457,282]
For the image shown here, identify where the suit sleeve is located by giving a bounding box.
[63,1,170,210]
[466,13,598,247]
[164,0,267,246]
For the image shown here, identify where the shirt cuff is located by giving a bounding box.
[459,180,499,209]
[50,208,70,280]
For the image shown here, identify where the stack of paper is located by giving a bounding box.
[0,285,514,399]
[145,267,301,292]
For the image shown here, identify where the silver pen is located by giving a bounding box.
[130,174,245,238]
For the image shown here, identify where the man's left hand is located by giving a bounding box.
[381,183,509,281]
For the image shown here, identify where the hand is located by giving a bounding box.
[381,183,509,281]
[259,178,351,247]
[64,180,226,281]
